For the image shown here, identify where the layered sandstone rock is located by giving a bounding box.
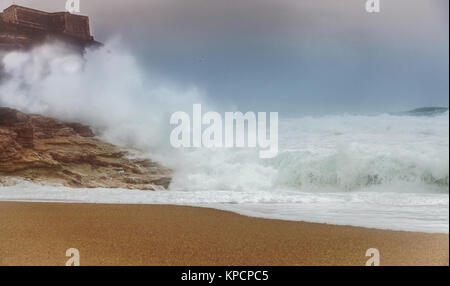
[0,107,171,190]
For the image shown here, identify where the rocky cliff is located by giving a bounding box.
[0,107,171,190]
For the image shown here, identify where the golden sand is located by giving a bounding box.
[0,202,447,266]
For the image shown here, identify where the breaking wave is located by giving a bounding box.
[1,41,448,233]
[0,41,448,195]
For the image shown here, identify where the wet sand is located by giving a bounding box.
[0,202,448,266]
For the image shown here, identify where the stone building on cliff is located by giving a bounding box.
[0,5,98,50]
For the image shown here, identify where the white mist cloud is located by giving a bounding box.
[0,40,208,152]
[0,40,281,193]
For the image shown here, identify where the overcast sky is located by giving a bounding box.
[1,0,448,115]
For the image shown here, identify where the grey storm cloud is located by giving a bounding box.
[1,0,448,114]
[3,0,447,48]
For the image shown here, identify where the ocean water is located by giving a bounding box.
[0,42,448,233]
[1,112,448,233]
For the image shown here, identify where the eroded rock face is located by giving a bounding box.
[0,107,171,190]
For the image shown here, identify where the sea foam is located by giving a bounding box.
[0,42,448,233]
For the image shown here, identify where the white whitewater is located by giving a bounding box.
[0,42,448,233]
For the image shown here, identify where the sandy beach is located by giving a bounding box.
[0,202,447,266]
